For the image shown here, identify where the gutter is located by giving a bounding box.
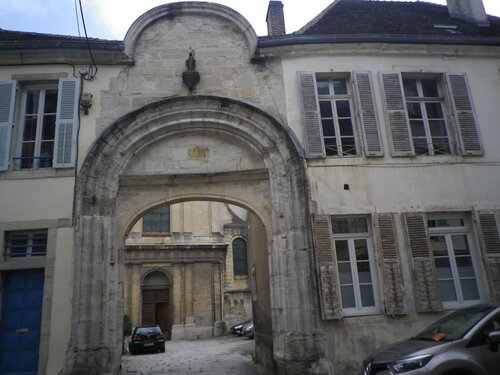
[258,33,500,47]
[0,40,124,51]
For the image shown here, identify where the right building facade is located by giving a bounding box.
[264,0,500,373]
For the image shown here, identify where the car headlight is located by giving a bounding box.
[388,355,433,374]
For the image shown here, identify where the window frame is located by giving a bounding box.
[331,216,380,316]
[427,214,484,309]
[4,229,48,258]
[316,74,359,157]
[15,83,59,170]
[402,76,453,156]
[232,237,248,277]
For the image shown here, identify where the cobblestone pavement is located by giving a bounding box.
[121,336,267,375]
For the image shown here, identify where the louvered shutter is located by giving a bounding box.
[446,73,483,156]
[297,72,325,158]
[477,211,500,301]
[353,72,383,156]
[54,78,80,168]
[0,81,17,171]
[379,72,414,156]
[403,214,442,312]
[374,214,407,315]
[312,215,342,320]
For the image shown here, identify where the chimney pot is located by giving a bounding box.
[266,1,286,36]
[447,0,490,26]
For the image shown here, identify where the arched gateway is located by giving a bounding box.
[64,96,329,374]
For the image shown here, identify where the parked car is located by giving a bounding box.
[229,320,251,336]
[128,325,165,355]
[361,304,500,375]
[242,321,254,339]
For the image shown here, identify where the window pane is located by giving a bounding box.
[32,233,48,256]
[338,263,353,284]
[429,120,448,137]
[438,280,457,301]
[357,262,372,284]
[410,120,426,136]
[143,207,170,232]
[461,279,480,300]
[435,258,453,278]
[233,238,248,276]
[430,236,448,257]
[39,142,54,168]
[336,100,351,117]
[421,79,439,97]
[354,239,368,260]
[317,80,330,95]
[407,103,422,119]
[338,119,353,136]
[452,235,470,256]
[456,257,475,278]
[42,115,56,140]
[332,217,368,234]
[322,119,335,136]
[428,218,464,228]
[413,138,429,155]
[324,138,338,156]
[319,101,333,118]
[341,137,356,155]
[8,235,28,257]
[333,79,348,95]
[335,240,349,261]
[23,116,38,141]
[25,90,40,114]
[360,285,375,307]
[340,286,355,308]
[432,138,451,155]
[425,102,444,119]
[44,89,58,113]
[403,79,418,97]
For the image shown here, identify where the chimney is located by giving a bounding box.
[447,0,490,26]
[266,1,286,36]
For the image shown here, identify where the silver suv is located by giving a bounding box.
[362,304,500,375]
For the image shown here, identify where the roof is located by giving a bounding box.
[297,0,500,37]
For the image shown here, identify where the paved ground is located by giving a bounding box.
[121,336,267,375]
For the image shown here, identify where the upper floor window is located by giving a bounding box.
[331,216,379,316]
[232,238,248,276]
[143,206,170,234]
[316,78,357,156]
[0,78,81,171]
[380,72,483,157]
[403,78,451,156]
[298,71,383,159]
[18,85,58,169]
[4,230,48,258]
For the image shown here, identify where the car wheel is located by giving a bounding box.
[160,347,165,353]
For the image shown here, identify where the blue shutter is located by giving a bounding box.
[0,81,17,171]
[54,78,80,168]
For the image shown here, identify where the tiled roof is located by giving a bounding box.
[0,28,108,42]
[298,0,500,37]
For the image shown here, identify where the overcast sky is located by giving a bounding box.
[0,0,499,40]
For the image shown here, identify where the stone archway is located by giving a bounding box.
[65,96,327,374]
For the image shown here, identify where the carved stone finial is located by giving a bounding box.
[182,50,200,92]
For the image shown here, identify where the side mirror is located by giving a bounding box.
[488,330,500,343]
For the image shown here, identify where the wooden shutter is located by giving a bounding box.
[379,72,414,156]
[297,72,326,158]
[54,78,80,168]
[353,72,383,157]
[374,214,407,315]
[477,211,500,301]
[312,215,342,320]
[446,73,483,156]
[404,213,442,312]
[0,81,17,171]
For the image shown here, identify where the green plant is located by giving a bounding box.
[123,315,133,337]
[251,353,262,365]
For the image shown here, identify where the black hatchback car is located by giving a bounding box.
[129,325,165,355]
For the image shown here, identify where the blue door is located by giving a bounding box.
[0,269,44,375]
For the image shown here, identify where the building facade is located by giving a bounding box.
[0,0,499,374]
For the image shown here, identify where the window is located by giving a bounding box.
[428,215,482,308]
[380,72,483,157]
[403,78,451,156]
[0,78,80,171]
[17,85,58,169]
[317,78,357,156]
[331,216,378,315]
[143,206,170,234]
[232,238,248,276]
[4,230,48,258]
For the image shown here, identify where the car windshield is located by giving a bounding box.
[414,305,496,342]
[136,327,161,335]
